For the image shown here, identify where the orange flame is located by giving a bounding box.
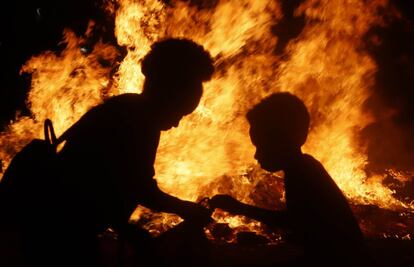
[0,0,413,237]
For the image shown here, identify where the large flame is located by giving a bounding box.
[0,0,412,237]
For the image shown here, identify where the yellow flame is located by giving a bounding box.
[0,0,413,237]
[0,29,118,170]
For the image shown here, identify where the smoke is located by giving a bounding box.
[362,1,414,199]
[272,0,305,54]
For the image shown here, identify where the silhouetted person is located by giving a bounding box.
[24,38,215,267]
[210,93,371,266]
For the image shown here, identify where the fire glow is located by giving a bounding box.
[0,0,413,239]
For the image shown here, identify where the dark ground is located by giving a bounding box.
[1,229,413,267]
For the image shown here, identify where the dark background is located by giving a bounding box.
[0,0,106,127]
[0,0,413,176]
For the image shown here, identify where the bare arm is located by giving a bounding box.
[209,194,289,228]
[138,181,212,224]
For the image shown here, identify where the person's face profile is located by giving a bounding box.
[157,82,203,131]
[249,125,288,172]
[158,112,184,130]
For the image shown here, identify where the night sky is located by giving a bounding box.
[0,0,413,177]
[0,0,105,128]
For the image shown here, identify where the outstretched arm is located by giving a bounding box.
[209,194,289,228]
[138,181,212,225]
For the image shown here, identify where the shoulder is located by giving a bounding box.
[300,154,348,199]
[61,94,144,141]
[300,154,325,172]
[101,93,143,113]
[295,154,335,186]
[104,93,143,105]
[292,154,326,176]
[84,93,145,124]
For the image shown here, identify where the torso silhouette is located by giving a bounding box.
[21,94,162,266]
[284,154,366,264]
[58,93,160,229]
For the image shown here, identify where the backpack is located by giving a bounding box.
[0,119,59,229]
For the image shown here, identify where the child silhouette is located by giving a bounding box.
[210,92,371,266]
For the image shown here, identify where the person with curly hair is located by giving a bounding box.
[27,38,214,266]
[210,93,371,267]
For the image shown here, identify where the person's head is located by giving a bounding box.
[247,93,310,172]
[141,38,214,130]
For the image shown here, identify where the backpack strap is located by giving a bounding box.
[44,119,57,146]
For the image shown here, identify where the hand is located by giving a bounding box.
[209,194,243,214]
[180,201,213,226]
